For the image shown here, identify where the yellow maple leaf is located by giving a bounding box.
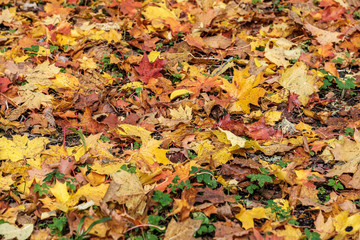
[55,34,77,46]
[212,148,233,167]
[0,135,49,162]
[50,181,70,206]
[53,73,81,91]
[273,225,302,240]
[89,29,122,43]
[148,51,161,62]
[90,161,125,175]
[120,81,143,91]
[115,124,171,165]
[67,183,109,206]
[333,211,360,239]
[36,46,51,57]
[169,105,192,122]
[78,56,98,70]
[14,55,29,63]
[0,175,14,191]
[235,205,268,230]
[264,110,282,126]
[279,62,319,105]
[142,3,177,21]
[221,68,266,114]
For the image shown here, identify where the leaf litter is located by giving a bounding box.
[0,0,360,239]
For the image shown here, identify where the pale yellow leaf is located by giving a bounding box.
[279,61,318,105]
[169,105,192,121]
[219,128,246,148]
[0,223,33,240]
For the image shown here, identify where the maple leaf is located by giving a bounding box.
[235,205,268,230]
[247,117,281,140]
[0,175,15,191]
[119,0,142,18]
[279,62,319,106]
[218,114,247,136]
[114,124,171,165]
[0,77,11,93]
[0,135,49,162]
[304,23,341,45]
[177,76,222,97]
[164,218,202,240]
[135,53,167,84]
[0,223,33,240]
[103,170,146,217]
[221,68,266,114]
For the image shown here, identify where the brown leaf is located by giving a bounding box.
[213,221,249,240]
[164,218,202,240]
[195,187,235,204]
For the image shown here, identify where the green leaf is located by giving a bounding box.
[345,127,355,136]
[152,190,172,207]
[247,173,273,187]
[336,77,355,90]
[49,217,67,236]
[246,183,259,194]
[49,45,59,53]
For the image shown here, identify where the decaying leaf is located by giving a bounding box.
[164,218,202,240]
[0,223,33,240]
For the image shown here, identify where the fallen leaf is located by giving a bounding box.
[164,218,202,240]
[235,205,268,230]
[279,61,319,105]
[221,68,266,114]
[103,170,146,217]
[0,223,33,240]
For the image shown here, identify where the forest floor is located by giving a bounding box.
[1,0,360,239]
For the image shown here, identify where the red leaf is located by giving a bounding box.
[120,0,141,18]
[135,54,167,84]
[218,114,247,136]
[321,6,346,22]
[0,77,11,93]
[247,117,282,140]
[287,92,301,112]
